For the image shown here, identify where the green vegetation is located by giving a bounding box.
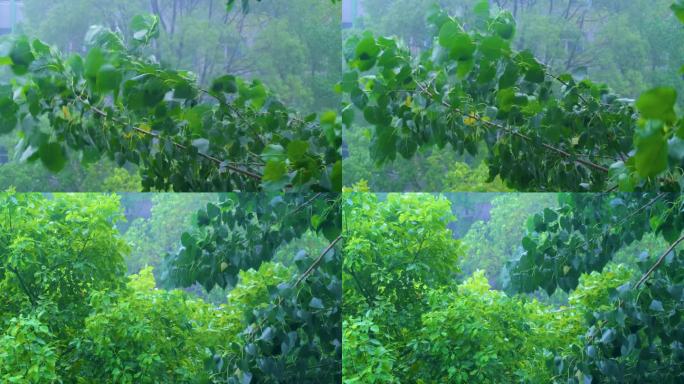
[343,192,683,383]
[0,192,341,383]
[0,0,342,192]
[343,126,510,191]
[342,0,684,191]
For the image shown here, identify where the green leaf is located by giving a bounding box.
[498,63,519,89]
[341,71,358,93]
[262,160,289,190]
[84,48,105,84]
[600,328,615,344]
[354,36,380,71]
[130,14,160,43]
[649,299,664,312]
[397,136,418,159]
[261,144,286,162]
[287,140,309,162]
[206,203,220,220]
[96,64,122,93]
[9,37,35,75]
[191,138,210,155]
[84,25,125,51]
[331,160,342,192]
[636,87,677,123]
[438,19,461,49]
[142,77,168,107]
[39,142,67,173]
[525,63,545,83]
[0,87,18,134]
[477,61,497,83]
[309,297,324,309]
[240,371,253,384]
[634,126,668,178]
[173,81,195,99]
[480,36,509,61]
[493,20,515,40]
[238,80,267,109]
[441,28,476,62]
[32,39,51,57]
[66,54,84,77]
[497,88,516,112]
[456,59,474,78]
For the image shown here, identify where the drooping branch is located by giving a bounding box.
[616,193,666,228]
[289,193,323,216]
[415,81,611,175]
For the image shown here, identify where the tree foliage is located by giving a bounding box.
[0,192,342,383]
[342,1,684,191]
[165,193,342,383]
[505,193,684,382]
[0,315,60,383]
[343,125,510,191]
[1,13,341,192]
[71,267,234,384]
[123,193,218,277]
[344,192,684,383]
[0,192,128,338]
[342,193,581,383]
[460,193,556,288]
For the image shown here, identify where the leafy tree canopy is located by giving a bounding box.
[0,192,342,383]
[343,191,684,383]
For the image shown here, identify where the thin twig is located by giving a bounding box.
[415,82,610,174]
[546,72,590,105]
[616,193,666,228]
[75,95,262,180]
[295,235,343,286]
[635,234,684,289]
[8,266,38,306]
[290,193,323,216]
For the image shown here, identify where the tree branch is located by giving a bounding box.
[8,266,38,306]
[616,193,666,228]
[415,82,610,174]
[290,193,323,216]
[75,94,262,181]
[635,233,684,289]
[295,235,343,286]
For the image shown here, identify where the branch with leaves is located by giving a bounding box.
[505,192,684,383]
[166,193,342,383]
[342,1,684,192]
[0,14,341,192]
